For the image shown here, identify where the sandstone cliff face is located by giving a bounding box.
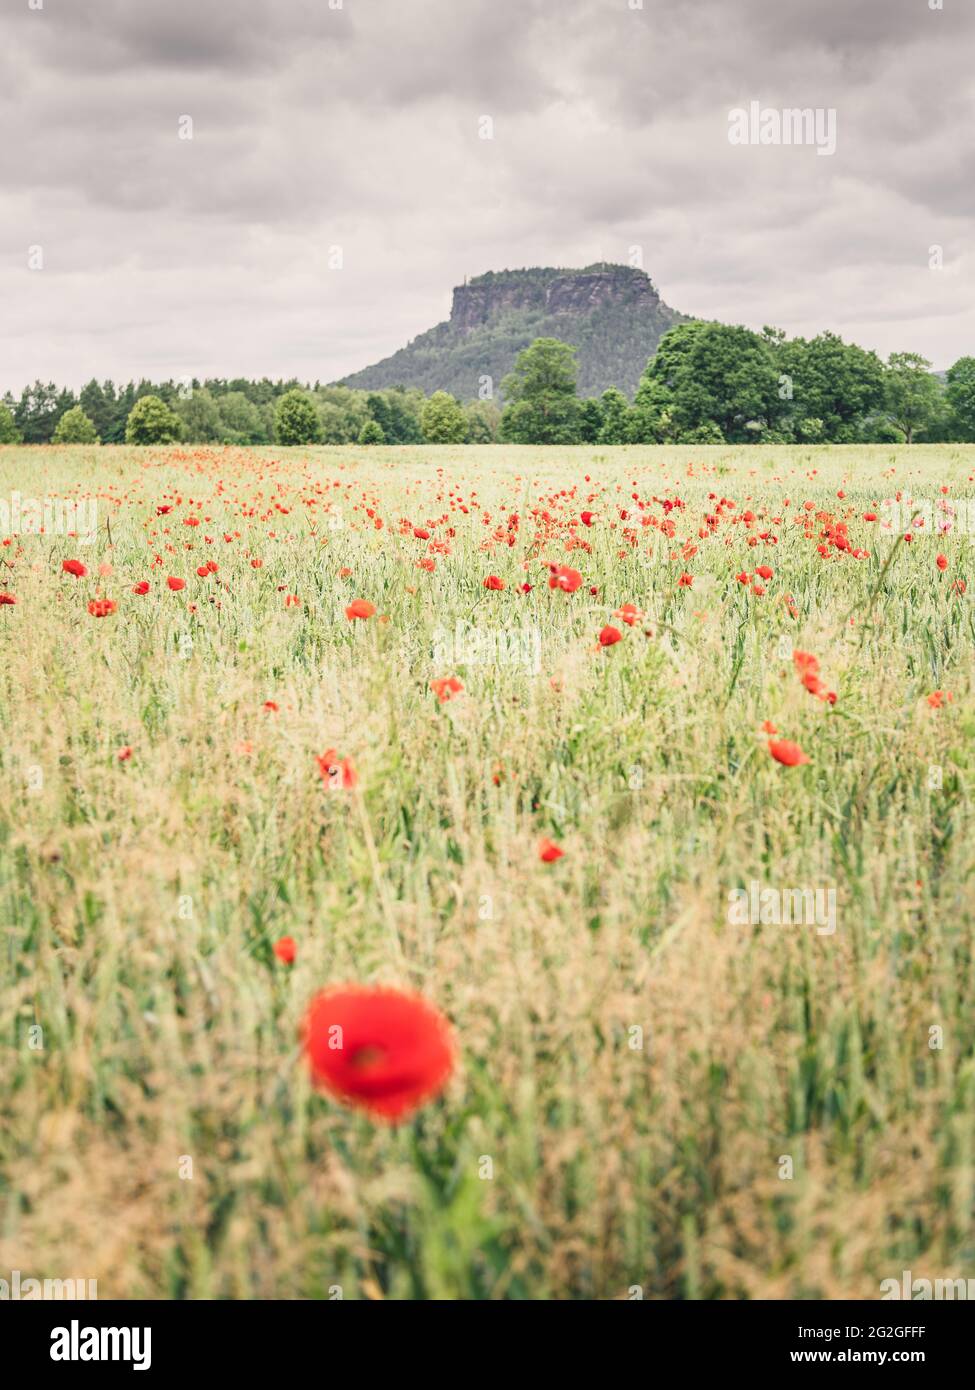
[450,267,661,336]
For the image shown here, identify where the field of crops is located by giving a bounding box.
[1,442,973,1300]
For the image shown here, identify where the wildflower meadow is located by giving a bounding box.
[1,441,974,1301]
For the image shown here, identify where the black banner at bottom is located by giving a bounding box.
[1,1298,969,1374]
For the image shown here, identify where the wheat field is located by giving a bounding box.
[1,442,973,1300]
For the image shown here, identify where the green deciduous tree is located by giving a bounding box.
[125,394,182,445]
[597,387,631,444]
[216,392,269,444]
[53,406,99,444]
[365,388,423,444]
[499,338,582,444]
[314,386,368,443]
[636,322,781,443]
[0,403,21,443]
[358,419,385,444]
[275,389,323,446]
[421,391,468,443]
[946,356,975,441]
[777,332,886,442]
[629,374,678,443]
[884,352,943,444]
[577,398,604,444]
[174,389,222,443]
[463,399,501,443]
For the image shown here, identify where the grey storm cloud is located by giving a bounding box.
[1,0,972,391]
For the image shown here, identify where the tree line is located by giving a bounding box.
[497,328,975,446]
[0,377,499,447]
[2,322,974,447]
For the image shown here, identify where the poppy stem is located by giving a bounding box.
[839,518,913,637]
[353,785,405,962]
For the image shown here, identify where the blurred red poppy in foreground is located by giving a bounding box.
[430,676,463,702]
[273,936,297,965]
[302,985,454,1121]
[87,599,117,618]
[345,598,376,620]
[614,603,639,627]
[316,749,358,789]
[768,738,810,767]
[548,564,583,593]
[539,837,565,862]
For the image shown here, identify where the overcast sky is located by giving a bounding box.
[2,0,973,392]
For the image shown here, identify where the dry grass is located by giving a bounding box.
[1,441,973,1299]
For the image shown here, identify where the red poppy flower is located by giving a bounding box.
[62,559,87,578]
[132,581,150,595]
[768,739,810,767]
[936,554,948,572]
[273,936,297,965]
[580,511,595,526]
[345,598,376,620]
[614,603,639,627]
[539,837,564,863]
[117,746,133,762]
[87,599,117,618]
[548,564,583,593]
[0,593,16,606]
[317,749,358,789]
[927,691,951,709]
[678,573,693,588]
[598,624,623,647]
[483,575,505,590]
[755,565,773,580]
[167,576,185,591]
[302,985,454,1122]
[430,676,463,702]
